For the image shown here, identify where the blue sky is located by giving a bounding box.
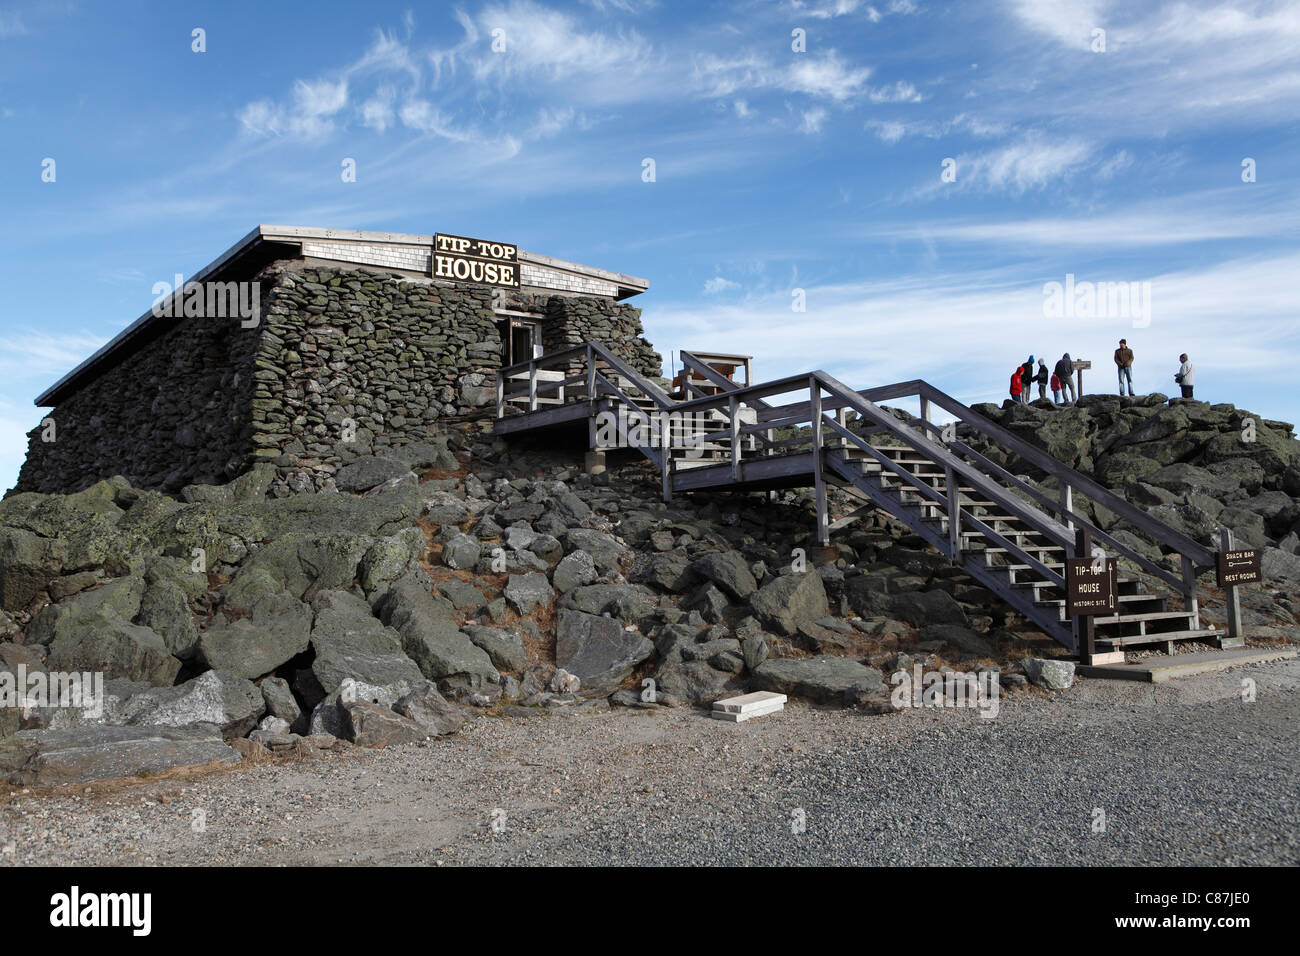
[2,0,1298,493]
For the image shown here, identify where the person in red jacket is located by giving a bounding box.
[1050,370,1062,404]
[1010,367,1024,402]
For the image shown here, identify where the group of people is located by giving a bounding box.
[1009,339,1195,405]
[1009,353,1080,405]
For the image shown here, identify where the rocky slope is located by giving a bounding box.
[958,394,1300,575]
[2,398,1298,785]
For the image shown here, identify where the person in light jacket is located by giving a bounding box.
[1175,353,1195,399]
[1034,359,1049,401]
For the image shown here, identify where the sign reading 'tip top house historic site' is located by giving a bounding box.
[432,233,520,288]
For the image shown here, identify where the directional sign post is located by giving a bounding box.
[1072,359,1092,398]
[1217,528,1261,643]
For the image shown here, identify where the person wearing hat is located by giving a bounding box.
[1054,353,1076,404]
[1034,358,1049,401]
[1175,353,1195,399]
[1114,338,1135,396]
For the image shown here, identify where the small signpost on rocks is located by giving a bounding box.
[1066,528,1120,664]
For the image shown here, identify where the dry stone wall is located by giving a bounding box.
[13,262,664,496]
[15,308,261,494]
[250,265,503,491]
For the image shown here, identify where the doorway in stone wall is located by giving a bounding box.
[496,312,543,366]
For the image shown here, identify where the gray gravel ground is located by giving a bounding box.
[2,658,1297,866]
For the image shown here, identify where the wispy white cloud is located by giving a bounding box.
[0,10,28,36]
[800,107,828,133]
[703,276,741,294]
[908,135,1098,196]
[868,80,923,103]
[869,187,1300,247]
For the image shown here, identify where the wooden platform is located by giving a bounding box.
[1076,647,1297,683]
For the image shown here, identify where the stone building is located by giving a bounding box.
[16,225,661,495]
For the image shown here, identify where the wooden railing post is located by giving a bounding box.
[810,376,828,546]
[729,393,740,481]
[836,406,847,448]
[495,372,504,418]
[1075,528,1094,661]
[1180,554,1200,631]
[1060,481,1073,532]
[528,359,537,412]
[944,464,960,561]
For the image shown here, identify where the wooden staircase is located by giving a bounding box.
[837,444,1223,656]
[494,342,1238,663]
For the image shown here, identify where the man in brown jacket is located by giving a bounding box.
[1114,338,1135,396]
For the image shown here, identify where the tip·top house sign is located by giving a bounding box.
[432,233,520,288]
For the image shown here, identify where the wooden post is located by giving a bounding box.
[1076,365,1084,399]
[836,406,847,449]
[945,464,960,562]
[810,377,829,546]
[920,395,931,433]
[1075,528,1095,662]
[1179,554,1200,631]
[586,347,596,404]
[729,394,741,481]
[1220,527,1240,641]
[495,373,504,418]
[528,359,537,412]
[1060,482,1073,531]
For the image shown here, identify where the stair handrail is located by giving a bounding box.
[947,437,1188,593]
[811,372,1075,581]
[917,382,1217,570]
[820,414,1067,587]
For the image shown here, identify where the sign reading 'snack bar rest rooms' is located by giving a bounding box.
[432,233,520,288]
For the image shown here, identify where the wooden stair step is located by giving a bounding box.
[1034,594,1164,608]
[1096,629,1225,647]
[1092,610,1197,625]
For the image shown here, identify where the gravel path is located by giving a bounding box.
[2,658,1297,866]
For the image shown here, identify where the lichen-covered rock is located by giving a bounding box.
[374,575,499,691]
[393,683,467,736]
[552,549,597,593]
[751,655,885,704]
[1023,657,1075,691]
[463,625,527,673]
[505,571,553,614]
[0,725,241,786]
[342,700,428,747]
[46,611,180,687]
[555,609,653,698]
[122,670,265,739]
[691,551,758,601]
[308,590,424,698]
[198,589,313,680]
[748,571,829,637]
